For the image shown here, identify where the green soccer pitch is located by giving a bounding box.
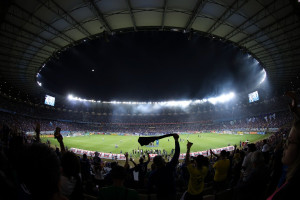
[41,133,270,154]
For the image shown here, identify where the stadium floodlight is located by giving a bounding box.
[161,100,192,107]
[37,81,42,87]
[208,92,235,105]
[259,69,266,85]
[66,92,235,106]
[68,94,73,100]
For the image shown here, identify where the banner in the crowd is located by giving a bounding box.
[40,135,54,138]
[70,145,235,160]
[223,130,233,134]
[257,132,265,135]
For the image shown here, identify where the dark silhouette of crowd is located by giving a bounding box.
[0,92,299,200]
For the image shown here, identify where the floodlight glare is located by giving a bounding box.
[259,69,266,85]
[208,92,235,105]
[66,92,235,106]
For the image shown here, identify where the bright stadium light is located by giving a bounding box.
[207,92,235,105]
[259,69,267,85]
[37,81,42,87]
[162,100,192,107]
[66,92,235,106]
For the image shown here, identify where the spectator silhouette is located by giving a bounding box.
[17,143,67,200]
[267,91,300,199]
[80,153,91,182]
[241,143,256,181]
[130,152,150,188]
[267,121,300,199]
[54,127,84,200]
[234,151,268,200]
[212,150,230,193]
[262,139,270,164]
[98,165,139,200]
[148,134,180,200]
[183,140,208,200]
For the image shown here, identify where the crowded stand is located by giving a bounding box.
[0,93,293,134]
[0,109,292,134]
[0,92,299,200]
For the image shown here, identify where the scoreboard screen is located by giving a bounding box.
[45,95,55,106]
[248,91,259,103]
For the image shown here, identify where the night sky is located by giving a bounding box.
[39,31,264,101]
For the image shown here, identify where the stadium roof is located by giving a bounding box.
[0,0,300,100]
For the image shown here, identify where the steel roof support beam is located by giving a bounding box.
[237,13,295,46]
[86,0,112,34]
[259,54,284,62]
[264,61,300,68]
[262,56,300,64]
[11,3,75,43]
[0,55,43,65]
[126,0,137,31]
[207,0,248,34]
[224,0,289,40]
[161,0,168,30]
[263,59,300,67]
[0,62,39,70]
[0,32,53,55]
[38,0,92,38]
[0,43,48,58]
[258,45,300,58]
[185,0,207,31]
[0,69,38,76]
[260,56,285,66]
[243,22,298,55]
[268,66,300,73]
[2,21,61,50]
[249,33,300,52]
[248,18,299,46]
[253,37,300,55]
[247,23,300,51]
[0,38,52,57]
[262,55,300,63]
[1,22,55,70]
[0,44,48,60]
